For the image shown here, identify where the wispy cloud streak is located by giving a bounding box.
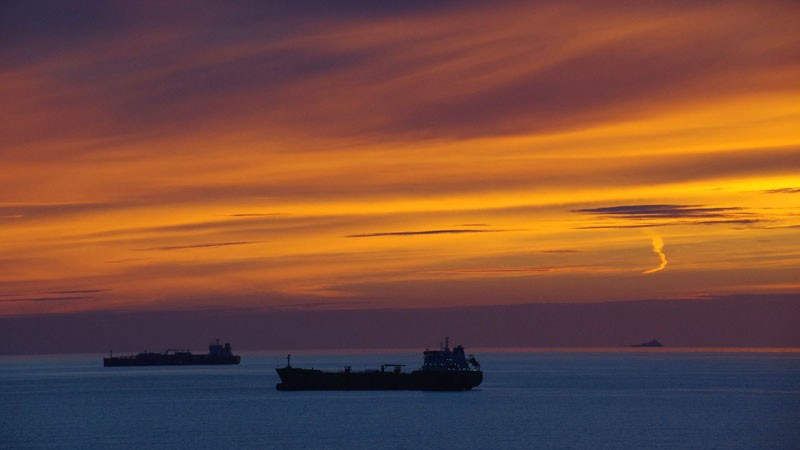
[136,241,261,251]
[763,188,800,194]
[435,266,608,274]
[575,219,763,229]
[345,229,508,238]
[47,289,110,294]
[574,204,765,229]
[574,204,742,219]
[0,296,89,303]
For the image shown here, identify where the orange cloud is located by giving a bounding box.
[1,1,799,315]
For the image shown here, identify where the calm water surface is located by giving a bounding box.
[2,350,799,449]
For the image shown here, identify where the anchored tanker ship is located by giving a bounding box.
[276,339,482,390]
[103,339,240,367]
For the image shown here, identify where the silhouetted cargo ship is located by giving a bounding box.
[630,339,664,348]
[103,339,241,366]
[276,339,482,390]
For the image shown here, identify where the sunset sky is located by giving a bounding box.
[2,1,799,319]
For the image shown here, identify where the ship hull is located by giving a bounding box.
[103,355,240,367]
[276,367,482,391]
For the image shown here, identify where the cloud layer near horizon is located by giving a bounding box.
[1,1,799,315]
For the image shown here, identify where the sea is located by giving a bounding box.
[1,349,799,449]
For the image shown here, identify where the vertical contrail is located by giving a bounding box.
[643,235,667,274]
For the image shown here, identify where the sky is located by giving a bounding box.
[1,1,799,321]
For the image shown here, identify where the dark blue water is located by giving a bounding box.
[2,350,799,449]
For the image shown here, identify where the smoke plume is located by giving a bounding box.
[643,235,667,274]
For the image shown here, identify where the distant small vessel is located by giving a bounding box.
[630,339,663,348]
[276,338,483,391]
[103,339,241,366]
